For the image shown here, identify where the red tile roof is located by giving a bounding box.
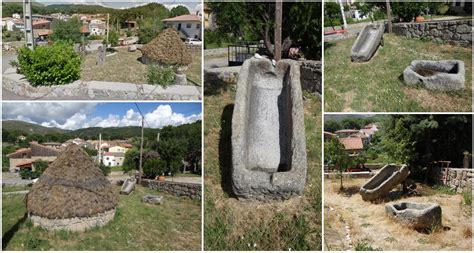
[335,129,359,134]
[162,14,201,22]
[339,137,364,150]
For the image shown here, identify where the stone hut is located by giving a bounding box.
[26,144,118,232]
[140,28,192,67]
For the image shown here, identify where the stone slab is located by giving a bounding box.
[385,202,442,230]
[351,24,384,62]
[403,60,465,91]
[360,164,409,201]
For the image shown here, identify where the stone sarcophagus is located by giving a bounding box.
[360,164,409,201]
[385,202,442,230]
[351,24,385,62]
[403,60,465,91]
[231,58,307,201]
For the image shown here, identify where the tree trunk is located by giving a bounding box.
[386,0,392,33]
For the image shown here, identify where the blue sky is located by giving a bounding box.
[2,102,202,130]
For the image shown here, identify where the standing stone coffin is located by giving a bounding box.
[231,58,307,201]
[26,145,118,232]
[403,60,465,91]
[360,164,409,201]
[351,24,385,62]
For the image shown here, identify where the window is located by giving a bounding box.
[186,23,192,28]
[196,23,201,29]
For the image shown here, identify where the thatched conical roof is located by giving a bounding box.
[27,145,118,219]
[140,28,192,66]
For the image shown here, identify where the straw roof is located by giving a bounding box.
[140,28,192,66]
[27,145,118,219]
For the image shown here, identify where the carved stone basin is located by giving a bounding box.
[385,202,442,230]
[231,58,307,201]
[403,60,465,90]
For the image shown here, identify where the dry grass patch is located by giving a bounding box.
[324,178,472,250]
[81,48,201,85]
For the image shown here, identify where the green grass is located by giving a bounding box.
[2,185,31,193]
[203,89,322,250]
[324,34,472,112]
[110,166,123,172]
[2,185,201,250]
[81,49,201,86]
[433,185,456,195]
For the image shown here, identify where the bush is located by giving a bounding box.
[88,34,104,40]
[462,184,472,206]
[143,158,167,179]
[99,163,111,176]
[17,42,81,86]
[147,65,175,87]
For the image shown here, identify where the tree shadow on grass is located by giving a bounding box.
[219,104,236,198]
[2,212,27,250]
[339,186,360,197]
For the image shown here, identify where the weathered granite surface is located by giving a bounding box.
[142,194,164,205]
[231,58,307,201]
[385,202,442,230]
[30,208,115,232]
[351,24,385,62]
[403,60,465,91]
[360,164,409,201]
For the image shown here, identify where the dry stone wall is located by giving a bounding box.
[141,179,201,200]
[428,167,473,193]
[391,19,472,47]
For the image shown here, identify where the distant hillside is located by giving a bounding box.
[2,120,69,135]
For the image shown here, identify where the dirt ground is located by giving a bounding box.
[324,178,472,251]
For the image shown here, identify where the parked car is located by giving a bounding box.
[346,164,371,172]
[185,38,202,46]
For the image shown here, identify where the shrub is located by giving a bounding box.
[99,163,111,176]
[354,239,381,251]
[33,160,49,175]
[462,184,472,206]
[147,65,175,87]
[17,42,81,86]
[143,158,166,179]
[88,34,104,40]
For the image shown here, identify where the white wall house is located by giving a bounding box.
[109,145,129,153]
[89,23,106,36]
[5,19,24,31]
[102,152,125,167]
[162,14,202,40]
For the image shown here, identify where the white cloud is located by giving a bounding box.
[2,103,201,130]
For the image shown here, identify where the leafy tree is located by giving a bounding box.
[123,148,140,173]
[324,120,342,133]
[143,158,166,179]
[83,147,98,156]
[99,162,111,176]
[107,30,120,46]
[207,2,322,60]
[391,2,428,22]
[50,18,82,43]
[170,5,190,17]
[325,138,354,191]
[33,160,49,175]
[325,2,343,29]
[2,145,16,172]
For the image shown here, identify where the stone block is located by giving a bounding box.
[385,202,442,230]
[232,58,307,201]
[403,60,465,91]
[351,24,385,62]
[456,24,471,34]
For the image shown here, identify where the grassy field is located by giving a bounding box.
[110,166,123,172]
[324,178,472,251]
[81,48,202,85]
[324,34,472,112]
[2,185,201,250]
[203,89,322,250]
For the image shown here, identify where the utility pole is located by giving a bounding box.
[23,0,34,49]
[386,0,392,33]
[106,13,110,46]
[156,132,160,142]
[274,0,282,61]
[338,0,347,30]
[138,115,144,184]
[98,133,102,165]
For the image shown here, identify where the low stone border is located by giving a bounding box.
[2,68,201,100]
[141,179,201,201]
[29,208,115,232]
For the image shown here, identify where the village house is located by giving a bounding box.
[32,19,51,30]
[89,23,106,36]
[108,145,131,153]
[102,152,125,166]
[203,4,216,30]
[7,142,60,172]
[42,142,63,149]
[162,14,202,40]
[335,129,359,138]
[3,18,24,31]
[12,13,21,19]
[51,13,71,21]
[338,137,364,156]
